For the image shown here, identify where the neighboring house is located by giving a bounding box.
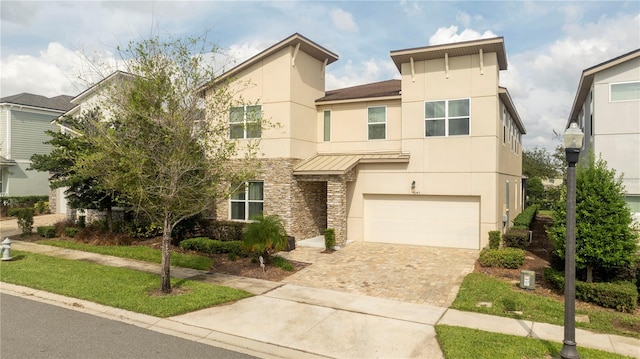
[541,178,563,189]
[0,93,74,198]
[202,33,526,250]
[50,71,133,215]
[567,49,640,221]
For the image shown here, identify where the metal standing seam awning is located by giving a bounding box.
[293,152,410,175]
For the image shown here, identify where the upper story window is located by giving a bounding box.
[425,99,470,137]
[368,106,386,140]
[610,81,640,102]
[323,110,331,142]
[502,108,507,144]
[229,105,261,139]
[230,181,264,221]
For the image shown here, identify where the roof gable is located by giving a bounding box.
[200,33,339,93]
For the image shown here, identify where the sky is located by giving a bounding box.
[1,1,639,150]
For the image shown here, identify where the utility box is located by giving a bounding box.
[520,270,536,290]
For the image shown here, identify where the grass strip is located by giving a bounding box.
[0,250,251,317]
[38,239,212,270]
[435,325,632,359]
[451,273,640,339]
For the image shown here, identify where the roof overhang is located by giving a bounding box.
[198,33,339,96]
[567,49,640,127]
[293,152,410,176]
[498,87,526,134]
[316,95,401,106]
[390,37,507,72]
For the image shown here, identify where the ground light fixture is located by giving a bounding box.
[560,121,584,359]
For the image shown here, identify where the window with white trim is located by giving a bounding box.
[368,106,386,140]
[229,105,261,139]
[610,81,640,102]
[230,181,264,220]
[323,110,331,142]
[425,99,469,137]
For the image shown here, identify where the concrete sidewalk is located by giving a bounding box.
[2,241,639,358]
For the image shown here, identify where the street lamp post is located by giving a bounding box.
[560,121,584,359]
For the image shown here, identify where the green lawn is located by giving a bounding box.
[436,325,632,359]
[538,209,554,217]
[0,250,251,317]
[38,239,212,270]
[451,273,640,339]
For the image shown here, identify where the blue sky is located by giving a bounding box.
[1,1,639,149]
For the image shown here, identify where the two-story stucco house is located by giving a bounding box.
[203,33,526,250]
[0,93,74,197]
[568,49,640,221]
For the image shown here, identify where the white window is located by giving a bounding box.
[610,81,640,102]
[323,110,331,142]
[502,108,507,144]
[368,106,386,140]
[425,99,469,137]
[230,105,262,139]
[230,181,264,220]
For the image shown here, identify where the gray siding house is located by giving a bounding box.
[0,93,74,197]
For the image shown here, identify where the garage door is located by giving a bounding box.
[363,194,480,249]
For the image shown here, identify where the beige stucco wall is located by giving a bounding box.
[218,46,327,160]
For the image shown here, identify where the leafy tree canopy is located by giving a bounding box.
[76,34,264,293]
[547,153,638,282]
[523,146,563,180]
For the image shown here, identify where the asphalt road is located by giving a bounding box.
[0,293,257,359]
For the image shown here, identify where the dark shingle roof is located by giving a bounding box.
[0,93,75,112]
[317,79,401,103]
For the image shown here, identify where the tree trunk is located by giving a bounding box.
[586,265,593,283]
[161,217,172,293]
[106,206,113,233]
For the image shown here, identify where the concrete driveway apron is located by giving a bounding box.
[279,242,479,307]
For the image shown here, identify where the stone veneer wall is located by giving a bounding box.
[48,188,57,214]
[215,158,328,242]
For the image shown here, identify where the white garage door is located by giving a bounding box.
[363,194,480,249]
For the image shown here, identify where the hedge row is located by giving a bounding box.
[478,248,525,269]
[512,204,539,228]
[502,229,530,249]
[179,237,247,256]
[544,267,638,312]
[203,221,246,242]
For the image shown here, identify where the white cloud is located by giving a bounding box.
[326,58,398,90]
[330,8,358,32]
[398,0,422,16]
[504,13,640,150]
[429,26,498,45]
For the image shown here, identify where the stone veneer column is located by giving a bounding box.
[327,176,347,247]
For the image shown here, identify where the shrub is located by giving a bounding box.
[64,227,80,238]
[204,220,245,242]
[8,207,34,234]
[488,230,501,249]
[543,267,638,312]
[180,237,247,256]
[512,204,539,228]
[33,201,50,215]
[242,215,287,263]
[502,229,529,249]
[271,256,294,271]
[478,248,525,269]
[1,196,49,217]
[324,228,336,250]
[37,226,56,238]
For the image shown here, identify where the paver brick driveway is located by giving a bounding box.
[279,242,479,307]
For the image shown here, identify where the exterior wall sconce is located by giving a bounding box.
[411,180,416,193]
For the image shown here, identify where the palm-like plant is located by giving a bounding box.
[242,214,287,263]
